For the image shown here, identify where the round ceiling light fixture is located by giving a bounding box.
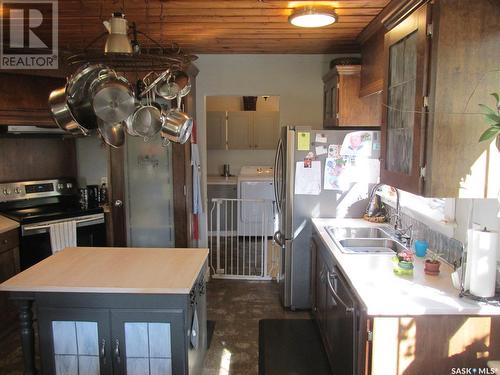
[288,7,338,28]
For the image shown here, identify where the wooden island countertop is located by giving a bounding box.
[0,247,208,294]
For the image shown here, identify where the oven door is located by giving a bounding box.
[20,214,106,270]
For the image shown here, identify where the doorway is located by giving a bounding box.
[205,95,281,280]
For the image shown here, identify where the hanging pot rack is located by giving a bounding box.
[63,21,197,73]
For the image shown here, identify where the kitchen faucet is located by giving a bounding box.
[367,183,412,245]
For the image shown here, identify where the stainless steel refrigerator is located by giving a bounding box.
[273,126,381,310]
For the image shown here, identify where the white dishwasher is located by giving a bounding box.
[237,166,275,237]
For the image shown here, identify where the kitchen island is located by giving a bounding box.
[0,247,208,375]
[312,218,500,375]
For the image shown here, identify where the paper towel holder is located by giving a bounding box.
[459,227,500,304]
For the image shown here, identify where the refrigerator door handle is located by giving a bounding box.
[274,231,284,247]
[273,138,283,213]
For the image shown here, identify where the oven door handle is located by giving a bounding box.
[21,214,105,236]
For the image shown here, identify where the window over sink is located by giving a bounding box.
[377,186,456,237]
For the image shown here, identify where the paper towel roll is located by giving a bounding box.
[469,229,498,298]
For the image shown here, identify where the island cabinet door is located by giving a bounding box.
[110,309,186,375]
[37,308,112,375]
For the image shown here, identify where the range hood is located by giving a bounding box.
[6,125,67,135]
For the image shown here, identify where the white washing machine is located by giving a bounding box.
[237,166,275,236]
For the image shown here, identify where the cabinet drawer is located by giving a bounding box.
[0,229,19,253]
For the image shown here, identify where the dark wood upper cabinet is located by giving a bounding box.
[379,0,499,197]
[360,29,385,98]
[380,3,430,195]
[323,65,381,128]
[0,73,64,126]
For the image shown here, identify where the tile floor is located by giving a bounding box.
[203,279,311,375]
[0,279,311,375]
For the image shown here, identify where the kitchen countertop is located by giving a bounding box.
[0,215,19,234]
[0,247,208,294]
[207,175,238,185]
[313,218,500,316]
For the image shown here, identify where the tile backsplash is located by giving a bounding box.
[385,205,464,265]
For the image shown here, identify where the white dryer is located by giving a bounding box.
[237,166,275,237]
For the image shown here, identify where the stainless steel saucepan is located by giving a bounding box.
[160,94,193,145]
[129,75,163,140]
[48,87,89,136]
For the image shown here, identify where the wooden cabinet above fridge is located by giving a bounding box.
[322,65,382,129]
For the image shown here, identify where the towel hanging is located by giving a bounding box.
[49,220,77,254]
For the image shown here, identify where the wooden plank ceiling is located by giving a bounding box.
[57,0,390,54]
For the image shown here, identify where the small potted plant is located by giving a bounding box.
[393,250,414,275]
[424,252,442,275]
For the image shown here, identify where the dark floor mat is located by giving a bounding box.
[259,319,332,375]
[207,320,216,349]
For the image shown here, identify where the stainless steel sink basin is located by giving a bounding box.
[325,226,407,254]
[338,238,405,254]
[326,226,392,240]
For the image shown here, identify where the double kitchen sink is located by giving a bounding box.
[325,226,407,254]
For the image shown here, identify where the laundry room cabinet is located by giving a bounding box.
[206,111,280,150]
[227,111,280,150]
[206,111,227,150]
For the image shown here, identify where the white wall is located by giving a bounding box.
[454,199,500,270]
[195,54,349,245]
[75,137,108,187]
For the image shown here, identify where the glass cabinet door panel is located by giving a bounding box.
[386,31,418,175]
[52,321,100,375]
[124,322,173,375]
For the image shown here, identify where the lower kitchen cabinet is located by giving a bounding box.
[0,229,20,338]
[39,308,185,375]
[36,274,207,375]
[313,240,327,332]
[312,235,358,375]
[312,229,500,375]
[38,308,112,375]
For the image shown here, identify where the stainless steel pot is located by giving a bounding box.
[123,106,141,137]
[160,95,193,144]
[97,119,125,148]
[155,73,179,100]
[66,63,107,130]
[91,69,135,123]
[130,104,163,139]
[48,87,89,136]
[174,71,191,98]
[129,76,163,140]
